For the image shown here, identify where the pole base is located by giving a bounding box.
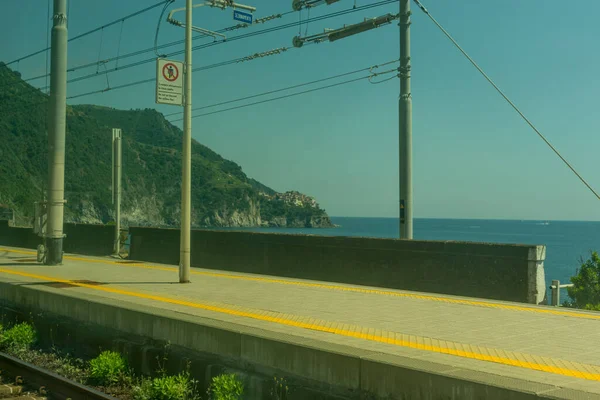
[45,238,64,265]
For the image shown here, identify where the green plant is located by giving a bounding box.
[152,373,193,400]
[0,322,36,350]
[566,252,600,310]
[271,376,291,400]
[155,341,171,378]
[133,372,199,400]
[132,378,154,400]
[207,373,244,400]
[89,350,128,386]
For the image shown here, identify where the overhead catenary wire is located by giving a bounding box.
[5,0,171,66]
[67,46,301,100]
[8,0,398,89]
[45,0,50,94]
[64,0,398,87]
[4,1,399,107]
[68,10,295,73]
[4,45,294,105]
[168,65,398,122]
[154,0,176,58]
[413,0,600,201]
[4,61,398,126]
[67,53,262,100]
[115,20,125,69]
[95,28,104,74]
[175,75,390,121]
[165,59,399,117]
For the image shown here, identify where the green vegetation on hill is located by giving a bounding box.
[0,62,332,228]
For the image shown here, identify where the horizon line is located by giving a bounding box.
[328,216,600,223]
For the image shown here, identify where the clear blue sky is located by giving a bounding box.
[2,0,599,221]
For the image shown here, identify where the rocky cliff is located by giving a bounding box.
[0,63,334,229]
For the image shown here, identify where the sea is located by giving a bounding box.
[219,217,600,301]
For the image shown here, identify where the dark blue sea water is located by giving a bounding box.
[222,217,600,298]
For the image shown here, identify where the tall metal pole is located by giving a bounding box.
[399,0,413,239]
[46,0,68,264]
[179,0,192,283]
[112,129,122,256]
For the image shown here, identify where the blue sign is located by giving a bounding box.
[233,10,253,24]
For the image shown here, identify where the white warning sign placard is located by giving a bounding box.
[156,58,184,106]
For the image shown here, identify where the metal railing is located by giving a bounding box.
[549,279,574,306]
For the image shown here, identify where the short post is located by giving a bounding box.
[112,128,122,256]
[551,279,560,306]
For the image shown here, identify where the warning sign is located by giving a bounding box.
[156,58,183,106]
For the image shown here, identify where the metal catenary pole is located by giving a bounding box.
[180,0,192,283]
[399,0,413,239]
[46,0,68,264]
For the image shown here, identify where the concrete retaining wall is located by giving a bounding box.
[0,220,114,256]
[129,227,547,304]
[63,223,115,256]
[0,282,580,400]
[0,220,38,249]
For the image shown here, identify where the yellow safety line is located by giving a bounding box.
[1,247,598,320]
[0,266,599,382]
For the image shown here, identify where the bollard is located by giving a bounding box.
[551,279,560,306]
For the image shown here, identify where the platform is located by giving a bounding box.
[0,246,598,399]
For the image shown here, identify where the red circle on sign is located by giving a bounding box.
[162,63,179,82]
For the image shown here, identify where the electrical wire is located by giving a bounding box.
[4,1,399,109]
[64,0,399,87]
[413,0,600,201]
[115,20,125,69]
[165,59,399,117]
[4,61,398,126]
[7,0,398,89]
[168,63,398,122]
[45,0,50,94]
[5,1,171,66]
[4,45,295,105]
[96,28,104,74]
[154,0,175,58]
[175,74,390,121]
[68,50,289,100]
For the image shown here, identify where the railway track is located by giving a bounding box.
[0,352,118,400]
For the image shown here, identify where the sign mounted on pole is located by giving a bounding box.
[233,10,253,24]
[156,58,184,106]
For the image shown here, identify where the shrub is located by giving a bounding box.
[151,374,192,400]
[566,251,600,310]
[208,373,244,400]
[0,322,36,350]
[89,350,128,386]
[133,372,199,400]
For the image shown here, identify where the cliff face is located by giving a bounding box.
[0,63,334,229]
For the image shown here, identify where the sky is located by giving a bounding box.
[2,0,600,221]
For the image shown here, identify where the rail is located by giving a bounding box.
[0,351,118,400]
[548,279,574,307]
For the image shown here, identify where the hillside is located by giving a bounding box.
[0,63,333,228]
